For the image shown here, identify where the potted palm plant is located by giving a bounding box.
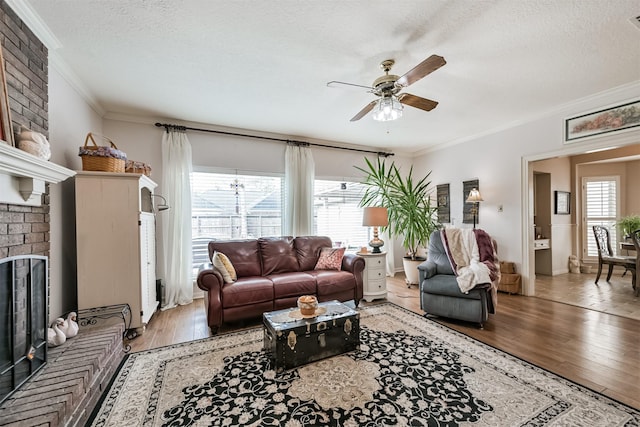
[617,214,640,238]
[356,157,439,285]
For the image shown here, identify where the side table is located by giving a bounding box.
[359,251,387,302]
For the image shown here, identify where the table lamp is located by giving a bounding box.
[465,188,483,229]
[363,207,388,253]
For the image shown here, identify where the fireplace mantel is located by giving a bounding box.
[0,143,76,206]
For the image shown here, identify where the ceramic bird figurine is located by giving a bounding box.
[59,311,79,338]
[47,318,66,347]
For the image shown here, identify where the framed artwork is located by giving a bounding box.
[564,99,640,143]
[436,184,450,223]
[462,179,479,224]
[554,191,571,215]
[0,44,14,146]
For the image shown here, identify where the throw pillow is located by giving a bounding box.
[212,251,237,284]
[314,247,345,271]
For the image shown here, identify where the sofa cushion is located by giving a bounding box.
[314,247,345,270]
[211,251,237,283]
[259,236,299,275]
[310,270,356,296]
[209,239,262,277]
[294,236,333,271]
[268,272,316,299]
[221,277,274,308]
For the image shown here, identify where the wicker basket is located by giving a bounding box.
[79,133,126,173]
[125,160,152,177]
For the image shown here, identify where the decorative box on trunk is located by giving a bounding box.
[263,300,360,373]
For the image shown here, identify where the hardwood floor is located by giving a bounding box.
[130,275,640,409]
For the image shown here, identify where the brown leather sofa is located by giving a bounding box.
[197,236,365,333]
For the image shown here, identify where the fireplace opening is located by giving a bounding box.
[0,255,48,404]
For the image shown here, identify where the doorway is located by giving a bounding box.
[523,142,640,318]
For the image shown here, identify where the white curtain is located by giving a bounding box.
[284,144,314,236]
[160,129,193,310]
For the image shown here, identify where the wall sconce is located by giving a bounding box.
[362,206,388,253]
[153,194,170,212]
[465,188,483,229]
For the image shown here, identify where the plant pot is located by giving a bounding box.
[403,256,426,287]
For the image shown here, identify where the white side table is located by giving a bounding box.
[359,251,387,302]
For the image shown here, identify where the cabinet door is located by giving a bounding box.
[139,213,157,324]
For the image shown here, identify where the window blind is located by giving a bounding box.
[583,177,619,257]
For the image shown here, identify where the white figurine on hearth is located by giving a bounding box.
[59,312,79,338]
[47,318,66,347]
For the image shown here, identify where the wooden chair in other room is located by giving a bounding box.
[631,229,640,296]
[592,225,636,294]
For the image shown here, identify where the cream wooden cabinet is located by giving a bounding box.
[75,171,158,332]
[360,252,387,302]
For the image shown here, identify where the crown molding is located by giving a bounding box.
[412,80,640,157]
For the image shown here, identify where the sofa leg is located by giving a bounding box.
[354,299,360,308]
[210,326,219,335]
[478,323,484,329]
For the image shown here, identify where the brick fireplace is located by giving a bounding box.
[0,1,74,405]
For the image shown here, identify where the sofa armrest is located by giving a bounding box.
[342,253,365,303]
[196,266,224,332]
[418,260,437,283]
[341,253,363,273]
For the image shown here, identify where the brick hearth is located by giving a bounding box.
[0,325,125,427]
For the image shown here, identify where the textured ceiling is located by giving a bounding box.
[21,0,640,153]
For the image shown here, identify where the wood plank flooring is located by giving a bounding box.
[130,275,640,410]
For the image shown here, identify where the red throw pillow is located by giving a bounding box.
[314,247,345,271]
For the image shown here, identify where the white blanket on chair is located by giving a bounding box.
[441,229,500,313]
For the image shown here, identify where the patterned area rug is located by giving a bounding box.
[89,303,639,426]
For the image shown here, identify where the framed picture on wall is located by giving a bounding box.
[463,179,479,224]
[554,191,570,215]
[564,99,640,143]
[436,184,450,223]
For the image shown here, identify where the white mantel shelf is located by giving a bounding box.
[0,142,76,206]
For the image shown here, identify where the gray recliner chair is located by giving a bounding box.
[417,230,495,327]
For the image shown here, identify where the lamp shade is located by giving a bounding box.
[466,188,483,203]
[362,207,389,227]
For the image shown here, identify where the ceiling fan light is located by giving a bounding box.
[372,95,403,121]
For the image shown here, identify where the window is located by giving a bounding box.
[191,171,283,275]
[313,180,368,251]
[190,174,369,276]
[583,176,619,258]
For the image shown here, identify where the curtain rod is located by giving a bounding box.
[154,122,394,157]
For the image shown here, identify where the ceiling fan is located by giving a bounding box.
[327,54,446,122]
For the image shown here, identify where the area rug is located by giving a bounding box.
[89,303,639,426]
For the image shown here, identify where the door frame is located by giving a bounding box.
[520,132,640,296]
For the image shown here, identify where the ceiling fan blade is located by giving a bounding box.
[395,55,446,88]
[397,93,438,112]
[350,100,378,121]
[327,80,374,90]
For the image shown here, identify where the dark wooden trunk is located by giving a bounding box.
[263,301,360,373]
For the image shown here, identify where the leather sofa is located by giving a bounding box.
[417,230,496,327]
[197,236,365,333]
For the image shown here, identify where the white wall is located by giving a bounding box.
[413,81,640,295]
[48,67,103,323]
